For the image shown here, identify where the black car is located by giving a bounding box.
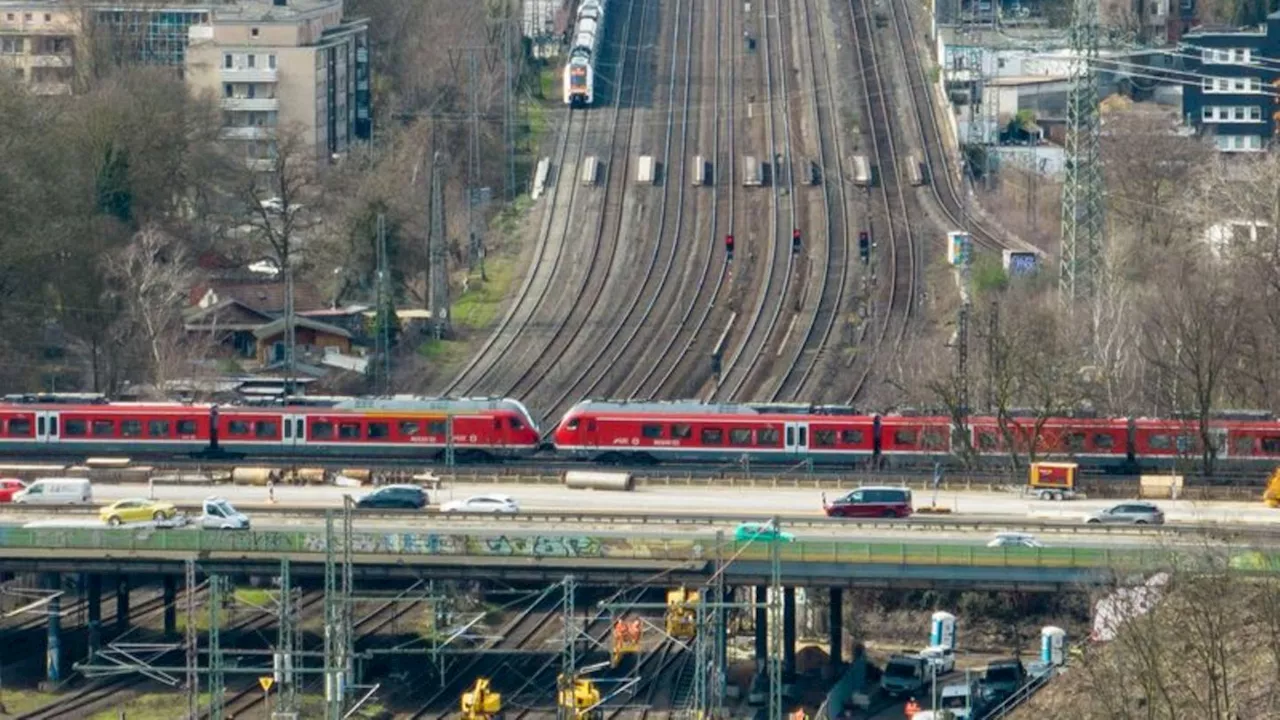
[354,485,428,510]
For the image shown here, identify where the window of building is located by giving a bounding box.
[5,14,13,21]
[224,83,233,97]
[246,83,256,99]
[1249,106,1262,120]
[224,53,233,68]
[44,14,51,21]
[23,13,31,21]
[247,53,255,68]
[1215,134,1263,152]
[0,37,21,55]
[251,26,260,37]
[268,54,276,69]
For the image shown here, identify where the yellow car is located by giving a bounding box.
[99,498,177,526]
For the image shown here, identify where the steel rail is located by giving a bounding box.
[713,0,798,402]
[538,0,702,426]
[770,0,854,401]
[501,0,650,405]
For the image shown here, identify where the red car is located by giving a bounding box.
[0,478,26,502]
[822,486,913,518]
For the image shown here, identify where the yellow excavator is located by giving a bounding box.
[1265,467,1280,508]
[461,677,502,720]
[557,674,604,719]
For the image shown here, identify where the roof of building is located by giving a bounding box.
[184,298,274,331]
[209,0,345,23]
[986,75,1070,87]
[252,315,352,340]
[190,278,329,315]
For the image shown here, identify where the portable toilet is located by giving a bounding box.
[1041,626,1066,666]
[931,611,957,650]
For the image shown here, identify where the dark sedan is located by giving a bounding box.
[354,484,428,510]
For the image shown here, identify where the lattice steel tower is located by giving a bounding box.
[1059,0,1105,306]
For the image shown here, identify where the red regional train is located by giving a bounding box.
[0,395,540,461]
[550,401,1280,471]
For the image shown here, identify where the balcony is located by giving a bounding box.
[222,97,278,111]
[222,66,277,83]
[220,126,276,140]
[28,53,72,68]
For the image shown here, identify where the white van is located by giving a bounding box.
[13,477,93,505]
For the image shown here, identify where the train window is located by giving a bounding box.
[1093,433,1115,450]
[701,428,724,445]
[367,422,389,439]
[228,420,252,436]
[64,419,86,436]
[814,430,837,447]
[922,431,945,450]
[121,420,142,437]
[177,420,198,435]
[893,429,917,445]
[729,428,752,446]
[8,418,30,436]
[399,421,421,436]
[509,416,524,430]
[338,422,361,439]
[312,422,334,440]
[977,431,997,450]
[1262,437,1280,454]
[642,424,664,439]
[1148,434,1171,450]
[428,420,448,435]
[148,420,170,437]
[672,424,692,439]
[567,418,580,430]
[92,420,114,436]
[840,429,864,444]
[1066,433,1086,452]
[256,421,278,438]
[757,427,780,445]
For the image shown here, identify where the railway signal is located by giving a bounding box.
[859,231,871,264]
[792,228,802,253]
[725,234,735,259]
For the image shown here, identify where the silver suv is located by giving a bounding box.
[1085,501,1165,525]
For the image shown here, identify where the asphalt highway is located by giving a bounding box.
[67,482,1280,525]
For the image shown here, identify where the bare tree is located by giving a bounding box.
[105,226,201,394]
[1137,256,1245,475]
[236,127,323,274]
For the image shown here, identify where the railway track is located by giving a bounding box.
[712,0,798,402]
[845,0,920,404]
[636,0,735,401]
[533,0,701,425]
[770,0,855,401]
[501,0,651,407]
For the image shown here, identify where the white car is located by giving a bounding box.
[919,645,956,676]
[440,494,520,514]
[986,532,1044,548]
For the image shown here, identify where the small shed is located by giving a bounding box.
[253,316,353,365]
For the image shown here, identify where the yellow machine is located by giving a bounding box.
[557,674,604,719]
[460,677,502,719]
[665,587,699,640]
[1264,467,1280,508]
[610,616,642,666]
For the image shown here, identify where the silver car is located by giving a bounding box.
[1085,502,1165,525]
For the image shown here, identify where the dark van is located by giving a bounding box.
[822,486,913,518]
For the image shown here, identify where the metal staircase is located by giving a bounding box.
[979,667,1059,720]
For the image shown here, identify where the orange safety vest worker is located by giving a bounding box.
[905,699,921,718]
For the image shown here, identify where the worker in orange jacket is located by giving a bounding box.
[905,698,922,718]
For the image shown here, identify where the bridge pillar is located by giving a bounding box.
[754,585,768,665]
[783,587,797,678]
[45,572,61,685]
[115,574,129,634]
[829,587,844,671]
[163,575,177,636]
[86,573,101,659]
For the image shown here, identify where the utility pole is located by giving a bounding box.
[374,213,392,394]
[284,258,296,397]
[1059,0,1104,309]
[427,151,452,339]
[767,519,783,720]
[557,576,577,720]
[185,559,198,720]
[208,574,225,720]
[503,18,517,200]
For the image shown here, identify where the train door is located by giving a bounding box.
[282,414,308,448]
[784,422,808,454]
[35,411,59,444]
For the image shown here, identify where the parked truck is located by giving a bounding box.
[881,654,929,696]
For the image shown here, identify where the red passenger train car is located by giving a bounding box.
[0,395,540,461]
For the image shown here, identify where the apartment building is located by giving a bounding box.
[1181,12,1280,152]
[0,2,78,94]
[185,0,370,166]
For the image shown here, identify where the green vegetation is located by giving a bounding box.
[234,586,274,608]
[417,338,470,366]
[972,255,1010,295]
[537,66,558,102]
[0,689,61,715]
[493,195,534,238]
[450,257,517,331]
